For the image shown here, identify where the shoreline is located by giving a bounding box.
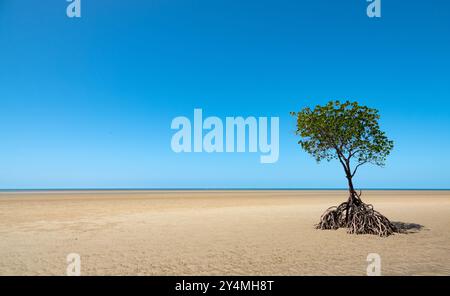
[2,188,450,193]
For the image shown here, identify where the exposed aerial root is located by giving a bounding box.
[316,192,400,237]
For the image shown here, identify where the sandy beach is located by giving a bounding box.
[0,190,449,275]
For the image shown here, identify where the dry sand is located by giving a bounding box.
[0,190,449,275]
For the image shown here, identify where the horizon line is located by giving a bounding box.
[1,187,450,192]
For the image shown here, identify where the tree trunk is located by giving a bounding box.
[345,173,359,223]
[347,174,355,197]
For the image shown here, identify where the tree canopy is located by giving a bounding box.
[291,100,394,179]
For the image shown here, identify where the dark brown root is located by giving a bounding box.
[316,192,400,237]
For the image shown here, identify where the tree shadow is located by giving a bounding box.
[392,221,425,234]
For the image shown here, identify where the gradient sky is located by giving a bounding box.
[1,0,450,189]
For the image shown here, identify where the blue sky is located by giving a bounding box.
[1,0,449,189]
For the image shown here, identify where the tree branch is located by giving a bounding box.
[348,149,361,159]
[334,146,349,174]
[351,161,368,177]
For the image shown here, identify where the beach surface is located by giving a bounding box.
[0,190,449,275]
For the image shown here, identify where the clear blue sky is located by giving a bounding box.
[1,0,449,189]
